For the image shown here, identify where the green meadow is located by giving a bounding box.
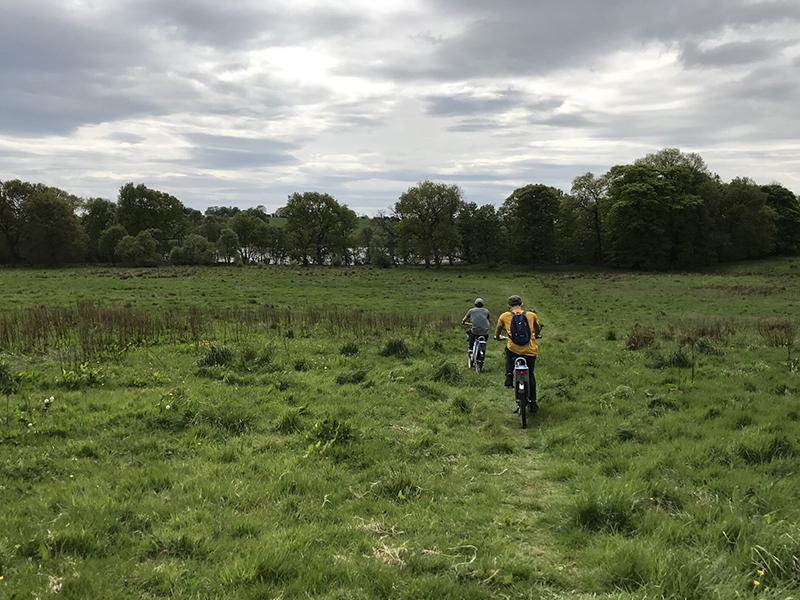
[1,259,799,599]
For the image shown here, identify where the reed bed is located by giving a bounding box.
[0,301,453,358]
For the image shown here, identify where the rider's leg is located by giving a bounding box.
[504,348,515,388]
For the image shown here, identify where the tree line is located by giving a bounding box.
[1,148,798,269]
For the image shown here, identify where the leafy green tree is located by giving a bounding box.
[98,224,127,263]
[635,147,710,175]
[499,184,563,265]
[605,164,706,269]
[81,197,117,262]
[394,181,463,268]
[562,172,609,265]
[198,214,225,243]
[216,228,240,264]
[761,184,800,255]
[19,189,87,265]
[205,206,240,218]
[284,192,358,265]
[261,225,287,264]
[183,207,204,233]
[169,234,215,265]
[718,177,776,261]
[330,207,359,266]
[0,180,81,264]
[456,202,503,266]
[367,213,400,267]
[115,230,160,267]
[667,168,726,267]
[229,211,270,263]
[116,183,188,251]
[0,179,29,263]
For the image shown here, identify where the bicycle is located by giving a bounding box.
[463,322,488,373]
[497,329,543,429]
[512,357,531,428]
[469,335,487,373]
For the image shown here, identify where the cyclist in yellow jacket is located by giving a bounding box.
[494,295,541,412]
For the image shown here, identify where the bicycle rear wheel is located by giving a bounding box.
[517,383,527,428]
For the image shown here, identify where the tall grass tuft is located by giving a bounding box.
[198,344,233,367]
[379,338,409,359]
[335,369,367,385]
[431,360,463,384]
[562,488,642,534]
[758,318,797,364]
[624,326,655,350]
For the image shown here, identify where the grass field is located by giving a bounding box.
[1,258,799,599]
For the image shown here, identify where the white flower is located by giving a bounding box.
[165,405,171,410]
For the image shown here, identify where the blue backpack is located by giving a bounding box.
[509,311,532,345]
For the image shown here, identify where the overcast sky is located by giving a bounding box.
[1,0,799,215]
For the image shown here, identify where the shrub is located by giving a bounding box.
[431,360,463,384]
[274,409,303,434]
[646,349,691,369]
[737,436,796,465]
[563,489,642,534]
[624,326,655,350]
[60,363,104,389]
[304,417,355,457]
[695,336,722,356]
[380,338,409,359]
[199,345,233,367]
[306,417,353,445]
[335,369,366,385]
[605,329,617,341]
[450,396,471,414]
[339,341,359,356]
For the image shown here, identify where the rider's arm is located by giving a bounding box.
[533,314,542,337]
[493,316,505,340]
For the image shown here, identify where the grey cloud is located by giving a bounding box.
[354,0,800,81]
[0,82,164,136]
[446,118,510,133]
[424,90,529,117]
[681,40,786,67]
[126,0,369,49]
[183,134,299,170]
[539,113,594,128]
[0,2,145,74]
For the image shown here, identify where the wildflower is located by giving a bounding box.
[754,580,760,586]
[757,569,765,576]
[165,405,171,410]
[69,474,74,478]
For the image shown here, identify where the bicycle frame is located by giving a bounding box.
[513,357,530,428]
[471,336,487,372]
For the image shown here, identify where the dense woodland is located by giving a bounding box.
[1,148,798,270]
